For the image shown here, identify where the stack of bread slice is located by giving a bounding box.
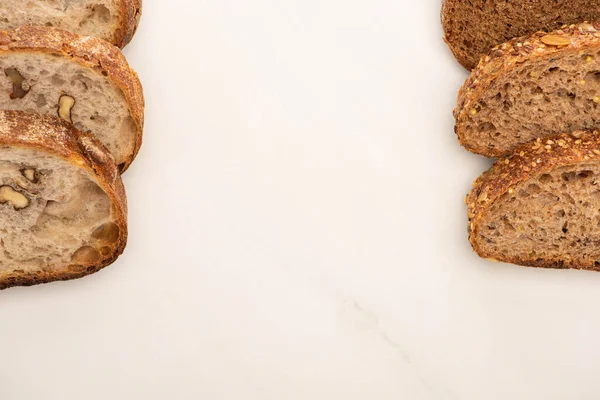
[0,1,143,289]
[444,4,600,271]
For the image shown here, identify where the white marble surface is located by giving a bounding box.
[3,1,600,399]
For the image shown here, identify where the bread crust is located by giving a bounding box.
[0,110,127,289]
[0,26,144,172]
[455,22,600,158]
[115,0,143,48]
[441,0,474,70]
[467,131,600,270]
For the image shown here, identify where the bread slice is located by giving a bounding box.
[455,22,600,158]
[0,110,127,289]
[0,0,142,48]
[442,0,600,70]
[467,131,600,270]
[0,26,144,172]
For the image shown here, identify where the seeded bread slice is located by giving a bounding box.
[0,0,142,48]
[0,110,127,290]
[455,22,600,158]
[441,0,600,70]
[0,26,144,172]
[467,131,600,270]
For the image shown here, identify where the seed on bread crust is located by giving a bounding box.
[540,35,571,46]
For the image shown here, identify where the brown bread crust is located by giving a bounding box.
[441,0,474,70]
[0,110,127,289]
[116,0,143,48]
[454,22,600,158]
[0,26,144,172]
[467,131,600,270]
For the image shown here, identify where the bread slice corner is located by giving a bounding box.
[468,131,600,270]
[0,26,144,172]
[0,0,142,48]
[442,0,600,70]
[455,22,600,158]
[0,110,127,289]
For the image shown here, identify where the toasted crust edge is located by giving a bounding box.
[467,131,600,270]
[454,22,600,157]
[0,110,127,290]
[441,0,477,70]
[0,26,144,172]
[115,0,143,48]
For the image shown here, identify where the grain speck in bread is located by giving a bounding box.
[467,131,600,271]
[455,22,600,158]
[442,0,600,70]
[0,26,144,172]
[0,110,127,290]
[0,0,142,48]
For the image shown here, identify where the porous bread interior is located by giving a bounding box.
[475,162,600,267]
[463,51,600,155]
[444,0,600,69]
[0,145,116,273]
[0,52,134,168]
[0,0,120,44]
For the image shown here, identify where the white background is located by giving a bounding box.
[3,1,600,399]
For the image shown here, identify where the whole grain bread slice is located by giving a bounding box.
[0,0,142,48]
[455,22,600,158]
[442,0,600,70]
[467,131,600,271]
[0,26,144,172]
[0,110,127,289]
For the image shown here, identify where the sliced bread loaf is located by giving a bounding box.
[0,110,127,289]
[0,26,144,172]
[0,0,142,48]
[467,131,600,270]
[442,0,600,70]
[455,23,600,158]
